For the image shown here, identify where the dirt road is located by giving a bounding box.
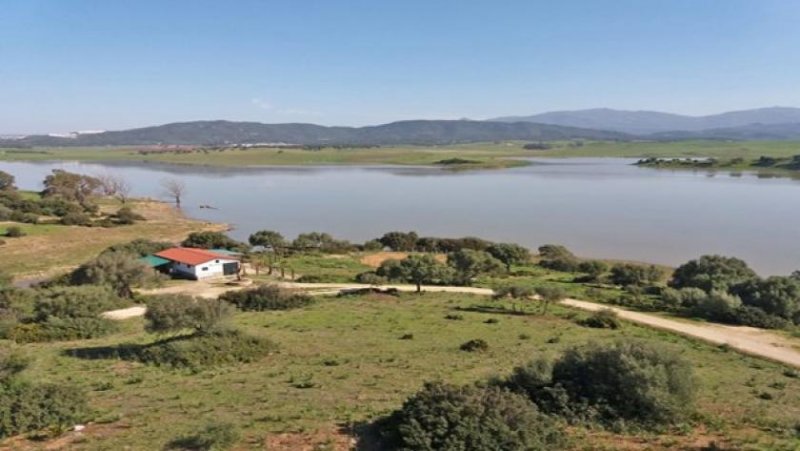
[106,280,800,368]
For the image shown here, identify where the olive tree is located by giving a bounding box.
[487,243,530,272]
[534,285,566,314]
[448,249,504,285]
[380,254,451,292]
[248,230,285,253]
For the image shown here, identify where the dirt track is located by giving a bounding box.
[108,280,800,368]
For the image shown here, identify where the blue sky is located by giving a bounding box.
[1,0,799,133]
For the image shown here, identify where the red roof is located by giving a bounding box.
[155,247,236,266]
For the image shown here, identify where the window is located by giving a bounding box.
[202,267,208,271]
[215,260,220,263]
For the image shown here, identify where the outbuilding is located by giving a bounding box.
[153,247,240,280]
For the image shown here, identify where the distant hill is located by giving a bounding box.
[491,107,800,135]
[650,122,800,141]
[2,120,629,147]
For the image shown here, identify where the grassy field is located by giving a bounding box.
[4,292,800,450]
[0,199,224,281]
[2,140,799,169]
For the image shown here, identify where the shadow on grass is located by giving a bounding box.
[63,334,190,362]
[455,304,538,316]
[339,420,385,451]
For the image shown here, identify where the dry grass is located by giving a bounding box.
[1,198,225,281]
[359,251,447,267]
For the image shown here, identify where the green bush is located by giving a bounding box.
[123,329,275,369]
[538,244,580,272]
[460,338,489,352]
[70,252,161,297]
[4,226,25,238]
[166,421,240,450]
[33,285,125,321]
[0,353,88,439]
[219,285,314,311]
[609,263,662,287]
[376,382,566,450]
[9,317,116,343]
[145,295,233,334]
[579,309,621,329]
[181,232,245,251]
[60,212,92,226]
[113,207,145,225]
[101,239,173,257]
[9,211,38,224]
[550,341,695,427]
[355,271,388,285]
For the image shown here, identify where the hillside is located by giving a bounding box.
[1,120,629,147]
[650,122,800,140]
[491,107,800,135]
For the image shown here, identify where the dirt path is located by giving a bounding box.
[562,299,800,368]
[105,281,800,368]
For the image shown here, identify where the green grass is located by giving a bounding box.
[6,292,800,449]
[2,141,799,169]
[259,253,372,282]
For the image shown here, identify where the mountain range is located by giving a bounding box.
[3,107,800,147]
[490,106,800,135]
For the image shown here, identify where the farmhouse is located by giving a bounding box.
[149,247,240,280]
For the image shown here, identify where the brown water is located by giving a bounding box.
[2,158,798,275]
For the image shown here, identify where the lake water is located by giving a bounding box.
[2,158,798,275]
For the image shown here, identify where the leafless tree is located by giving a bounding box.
[97,173,132,204]
[161,178,186,207]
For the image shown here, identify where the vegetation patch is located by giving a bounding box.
[219,285,315,311]
[66,329,276,370]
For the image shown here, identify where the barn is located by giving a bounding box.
[152,247,240,280]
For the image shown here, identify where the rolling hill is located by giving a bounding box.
[1,120,630,147]
[491,107,800,135]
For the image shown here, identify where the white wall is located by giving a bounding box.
[171,258,239,280]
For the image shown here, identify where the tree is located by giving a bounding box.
[487,243,530,272]
[248,230,285,253]
[0,170,15,191]
[381,254,450,292]
[610,263,662,286]
[97,173,132,204]
[448,249,503,285]
[161,178,186,207]
[692,290,742,322]
[144,295,233,334]
[182,231,244,250]
[102,238,173,257]
[41,169,101,208]
[670,255,757,293]
[291,232,333,251]
[538,244,580,272]
[534,285,566,314]
[734,276,800,322]
[70,252,157,297]
[378,231,419,251]
[577,260,609,281]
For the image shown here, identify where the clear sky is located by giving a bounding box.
[1,0,799,134]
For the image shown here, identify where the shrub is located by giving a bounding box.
[362,239,384,251]
[114,207,145,225]
[4,226,25,238]
[731,305,788,329]
[0,381,88,439]
[577,260,609,281]
[734,276,800,322]
[444,313,464,320]
[60,212,92,226]
[219,285,314,311]
[9,211,38,224]
[167,421,240,450]
[460,339,489,352]
[33,285,125,321]
[70,329,276,369]
[579,309,621,329]
[354,271,388,285]
[102,239,173,257]
[9,317,117,343]
[70,252,160,297]
[181,232,245,251]
[376,382,565,450]
[550,341,695,427]
[609,263,662,286]
[692,290,741,322]
[144,295,233,334]
[493,284,534,300]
